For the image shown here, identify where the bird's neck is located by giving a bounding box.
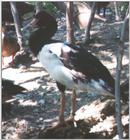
[29,28,54,56]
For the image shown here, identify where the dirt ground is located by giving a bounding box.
[2,13,129,139]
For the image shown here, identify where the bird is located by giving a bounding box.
[2,78,26,116]
[2,78,26,97]
[29,11,115,128]
[2,27,20,66]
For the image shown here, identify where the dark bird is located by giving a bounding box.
[2,78,26,117]
[2,27,20,66]
[2,78,26,101]
[29,11,115,127]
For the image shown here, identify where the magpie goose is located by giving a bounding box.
[2,78,26,116]
[29,11,115,127]
[2,78,26,101]
[2,28,20,66]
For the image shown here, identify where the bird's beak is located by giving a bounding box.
[30,18,39,28]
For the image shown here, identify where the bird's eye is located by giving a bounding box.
[49,50,52,53]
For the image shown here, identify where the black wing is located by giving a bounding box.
[60,43,115,92]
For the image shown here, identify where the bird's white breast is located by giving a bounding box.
[37,43,75,88]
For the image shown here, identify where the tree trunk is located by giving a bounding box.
[35,2,43,14]
[66,2,74,44]
[114,2,120,21]
[115,13,129,139]
[10,2,24,49]
[83,2,96,45]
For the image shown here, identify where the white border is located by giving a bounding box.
[1,1,129,140]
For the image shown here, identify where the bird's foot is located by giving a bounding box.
[66,116,74,121]
[45,117,77,131]
[45,120,68,131]
[66,116,77,127]
[51,121,67,129]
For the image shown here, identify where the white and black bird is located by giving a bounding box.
[29,11,115,127]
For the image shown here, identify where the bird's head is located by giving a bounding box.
[30,11,57,33]
[29,11,58,56]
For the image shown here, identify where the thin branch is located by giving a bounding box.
[115,13,129,139]
[35,2,43,14]
[114,2,120,21]
[66,2,74,44]
[10,2,24,49]
[83,2,96,44]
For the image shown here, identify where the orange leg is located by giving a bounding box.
[59,91,66,124]
[52,91,66,128]
[70,89,76,120]
[66,89,77,123]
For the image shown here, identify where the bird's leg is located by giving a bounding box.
[70,89,77,120]
[49,91,66,129]
[59,91,65,124]
[66,89,77,123]
[51,82,66,128]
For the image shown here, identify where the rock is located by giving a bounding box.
[75,98,129,138]
[75,98,115,124]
